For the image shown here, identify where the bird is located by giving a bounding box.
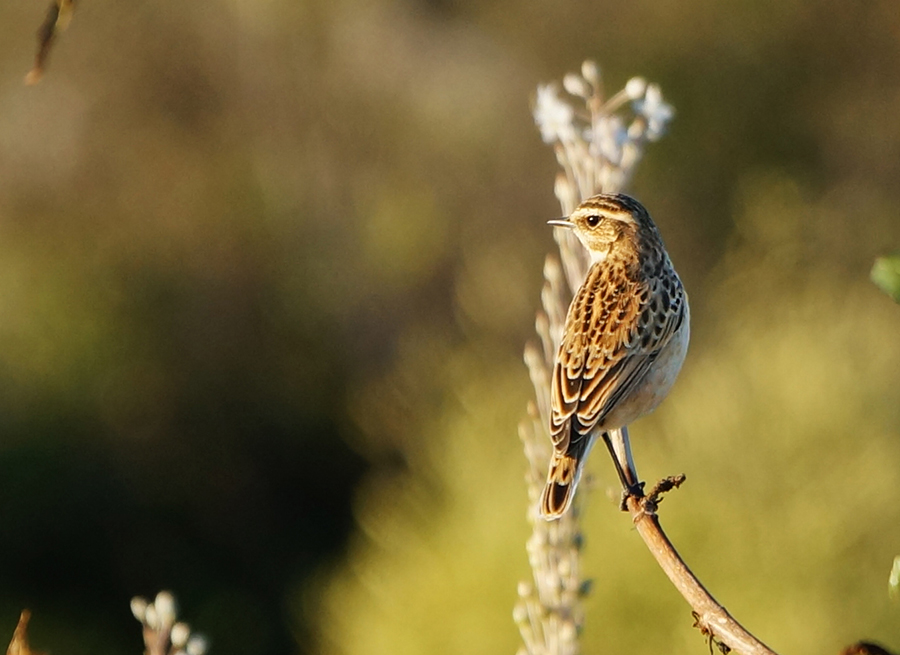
[540,193,690,520]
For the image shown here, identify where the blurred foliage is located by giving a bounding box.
[24,0,75,85]
[890,556,900,600]
[872,254,900,303]
[0,0,898,654]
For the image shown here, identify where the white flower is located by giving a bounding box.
[186,635,209,655]
[534,84,576,144]
[171,622,191,647]
[581,60,600,86]
[590,115,626,165]
[154,591,177,629]
[562,73,590,99]
[633,83,674,141]
[130,597,148,623]
[624,77,647,100]
[559,620,577,642]
[554,173,577,206]
[145,605,159,630]
[512,602,528,624]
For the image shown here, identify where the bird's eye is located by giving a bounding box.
[586,214,601,227]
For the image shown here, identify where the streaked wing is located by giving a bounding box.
[549,261,685,454]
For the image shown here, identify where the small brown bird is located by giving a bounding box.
[541,193,690,519]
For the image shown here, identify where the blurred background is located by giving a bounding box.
[0,0,899,653]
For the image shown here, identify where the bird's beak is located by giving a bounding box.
[547,218,574,228]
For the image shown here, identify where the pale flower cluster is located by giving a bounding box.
[131,591,209,655]
[533,60,674,218]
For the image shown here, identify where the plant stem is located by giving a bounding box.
[624,491,779,655]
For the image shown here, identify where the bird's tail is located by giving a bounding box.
[540,451,584,520]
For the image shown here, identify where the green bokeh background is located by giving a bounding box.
[0,0,899,654]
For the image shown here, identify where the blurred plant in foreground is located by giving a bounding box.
[871,253,900,304]
[873,252,899,603]
[890,556,900,601]
[131,591,208,655]
[516,60,673,655]
[4,592,206,655]
[24,0,75,85]
[5,610,43,655]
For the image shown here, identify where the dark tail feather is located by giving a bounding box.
[540,452,583,520]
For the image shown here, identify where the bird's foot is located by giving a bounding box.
[618,481,645,511]
[627,474,687,520]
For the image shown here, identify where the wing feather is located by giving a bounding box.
[549,259,686,455]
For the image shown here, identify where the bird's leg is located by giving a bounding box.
[602,428,644,510]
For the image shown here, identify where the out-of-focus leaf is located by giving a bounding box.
[871,253,900,303]
[840,643,897,655]
[24,0,75,85]
[890,555,900,600]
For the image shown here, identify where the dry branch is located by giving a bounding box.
[624,486,777,655]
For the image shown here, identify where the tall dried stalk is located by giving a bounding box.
[515,60,674,655]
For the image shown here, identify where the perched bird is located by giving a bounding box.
[541,193,690,519]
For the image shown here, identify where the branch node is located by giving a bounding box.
[626,474,686,519]
[693,611,733,655]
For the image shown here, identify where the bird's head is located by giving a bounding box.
[548,193,655,258]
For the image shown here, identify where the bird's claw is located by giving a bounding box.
[618,481,646,511]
